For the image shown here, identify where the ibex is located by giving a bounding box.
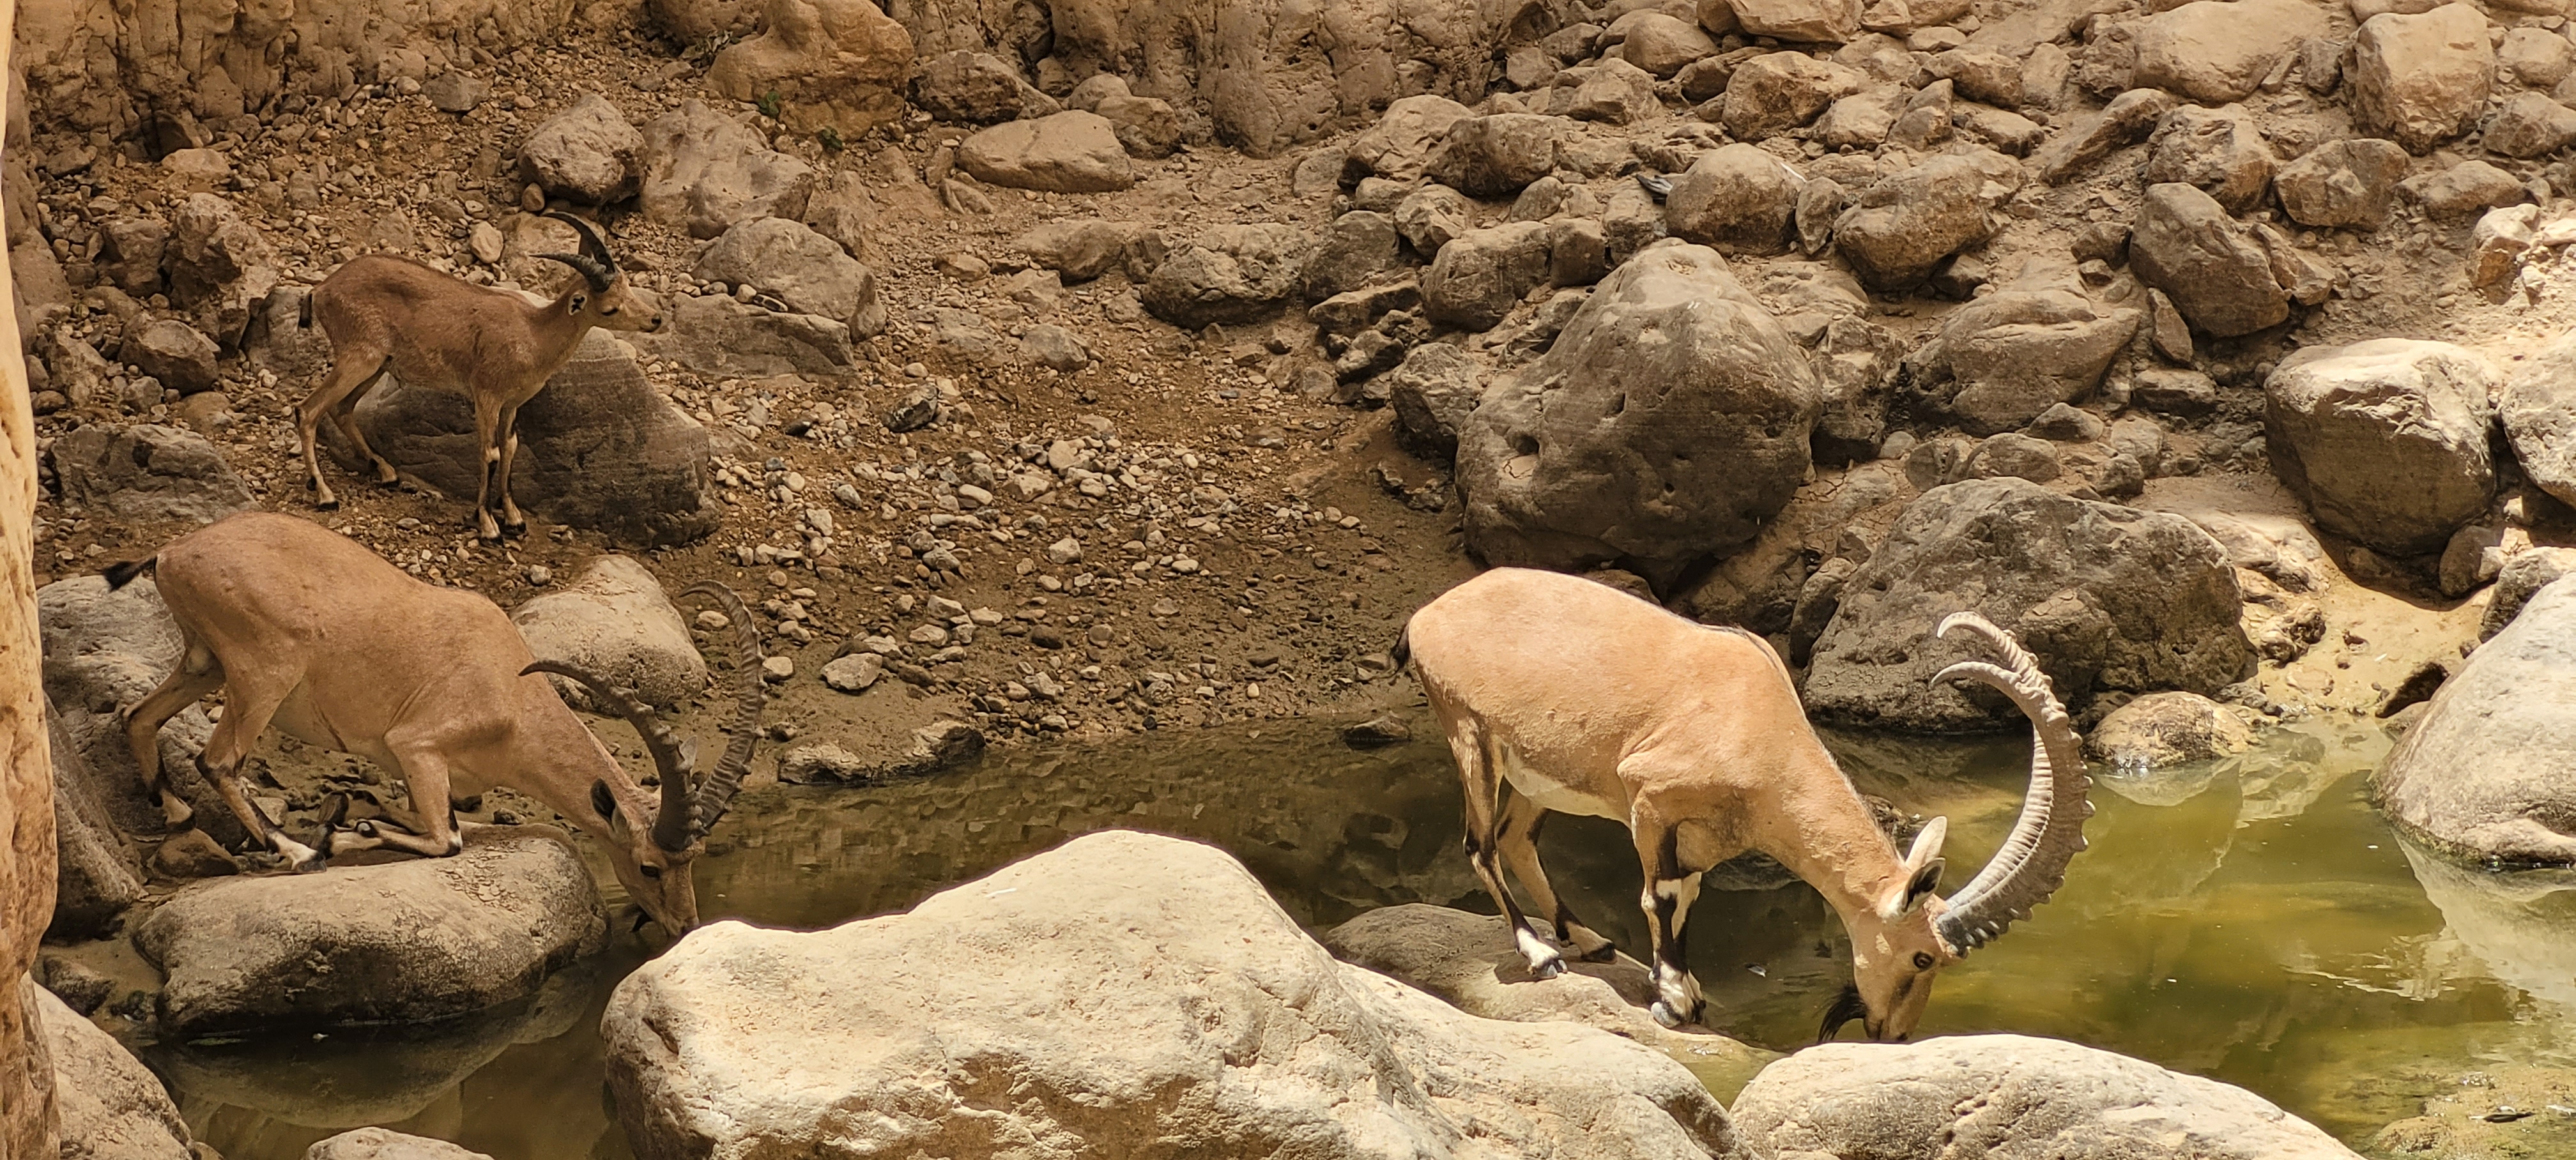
[107,512,759,933]
[1400,567,2090,1041]
[298,210,664,541]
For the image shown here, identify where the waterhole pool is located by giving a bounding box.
[133,714,2576,1158]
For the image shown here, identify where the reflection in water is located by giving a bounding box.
[160,716,2576,1157]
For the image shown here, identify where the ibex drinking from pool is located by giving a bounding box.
[1400,567,2090,1040]
[299,210,663,540]
[109,512,758,933]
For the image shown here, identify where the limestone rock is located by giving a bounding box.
[2481,547,2576,639]
[603,831,1751,1159]
[1805,478,2251,731]
[519,93,643,205]
[2351,3,2496,153]
[1140,224,1313,328]
[1612,11,1718,77]
[1722,52,1866,140]
[2377,576,2576,865]
[2142,104,2274,213]
[708,0,916,136]
[1459,239,1818,577]
[1095,93,1183,158]
[1395,183,1476,256]
[1426,113,1560,197]
[627,293,855,378]
[2033,87,2176,185]
[133,827,607,1035]
[1020,323,1092,370]
[1729,0,1862,44]
[1553,58,1664,125]
[48,423,254,525]
[2090,691,2253,770]
[2501,26,2576,88]
[1732,1034,2365,1159]
[1834,150,2016,290]
[911,50,1052,124]
[2131,0,2327,104]
[510,556,707,712]
[1387,342,1487,457]
[2129,182,2288,339]
[166,193,277,348]
[1342,95,1475,184]
[337,332,721,546]
[2274,138,2412,228]
[307,1129,496,1160]
[1666,142,1803,255]
[117,317,219,396]
[34,982,196,1160]
[2497,326,2576,514]
[2404,159,2528,218]
[956,111,1135,193]
[1014,218,1150,282]
[1908,287,2140,434]
[1422,221,1553,332]
[2485,91,2576,159]
[639,100,818,239]
[693,217,880,329]
[2266,339,2497,556]
[1303,210,1402,302]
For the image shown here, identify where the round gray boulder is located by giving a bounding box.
[2376,575,2576,866]
[2265,338,2497,557]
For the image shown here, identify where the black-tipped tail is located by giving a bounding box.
[1390,620,1412,671]
[102,557,156,590]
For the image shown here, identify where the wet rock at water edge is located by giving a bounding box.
[132,827,607,1036]
[33,980,203,1160]
[2377,575,2576,866]
[1342,714,1412,748]
[307,1127,498,1159]
[1732,1034,2365,1159]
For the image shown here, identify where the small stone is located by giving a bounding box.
[1045,537,1084,565]
[909,624,952,646]
[822,652,885,692]
[760,656,795,682]
[470,222,505,264]
[696,609,732,630]
[151,830,240,879]
[526,565,553,586]
[885,385,939,432]
[1343,714,1413,748]
[423,72,491,114]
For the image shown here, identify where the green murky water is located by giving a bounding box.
[141,715,2576,1157]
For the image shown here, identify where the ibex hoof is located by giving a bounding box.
[291,852,330,874]
[1648,1000,1690,1030]
[354,820,379,837]
[314,496,341,511]
[1529,956,1565,982]
[1575,941,1619,964]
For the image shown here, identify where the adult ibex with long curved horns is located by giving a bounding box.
[299,210,664,540]
[1400,567,2090,1040]
[109,512,759,933]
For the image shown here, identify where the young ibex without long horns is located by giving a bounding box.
[108,512,758,933]
[1401,567,2090,1041]
[300,211,663,541]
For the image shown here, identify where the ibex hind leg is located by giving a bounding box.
[327,367,399,486]
[1447,719,1565,980]
[123,652,222,831]
[298,351,393,509]
[194,683,327,871]
[1497,793,1616,963]
[1629,790,1708,1029]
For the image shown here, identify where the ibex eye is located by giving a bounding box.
[1913,952,1935,970]
[640,865,663,879]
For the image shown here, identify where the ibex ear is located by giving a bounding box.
[568,292,588,314]
[592,779,618,821]
[1889,816,1948,917]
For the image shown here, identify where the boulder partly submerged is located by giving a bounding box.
[133,826,607,1036]
[604,830,1751,1159]
[2375,575,2576,866]
[1731,1034,2364,1159]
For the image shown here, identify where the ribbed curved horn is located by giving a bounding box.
[533,252,612,293]
[1928,612,2092,956]
[682,582,765,837]
[541,210,618,271]
[521,660,697,852]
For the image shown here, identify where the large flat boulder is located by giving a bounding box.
[1457,239,1818,579]
[2265,338,2497,557]
[2375,576,2576,866]
[335,332,720,547]
[691,216,880,332]
[1906,286,2139,435]
[1140,224,1313,328]
[1805,478,2251,731]
[1731,1034,2363,1159]
[132,827,608,1036]
[2131,0,2327,105]
[955,111,1135,193]
[603,830,1751,1160]
[638,100,816,240]
[626,293,856,378]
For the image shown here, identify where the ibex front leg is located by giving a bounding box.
[328,736,464,859]
[1630,786,1706,1028]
